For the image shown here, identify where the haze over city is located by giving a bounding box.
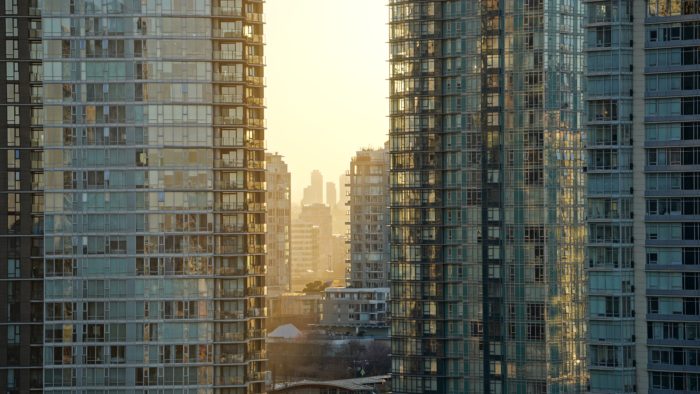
[266,0,389,202]
[3,1,700,393]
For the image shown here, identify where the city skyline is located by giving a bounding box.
[265,0,389,203]
[3,0,700,393]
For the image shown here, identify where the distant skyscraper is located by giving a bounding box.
[299,203,333,277]
[301,170,324,206]
[0,1,44,391]
[326,181,337,209]
[585,2,700,392]
[389,1,585,393]
[266,153,291,295]
[39,1,267,392]
[291,221,320,289]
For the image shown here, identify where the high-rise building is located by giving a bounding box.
[40,1,267,392]
[0,1,44,391]
[325,181,337,209]
[585,2,700,392]
[291,221,320,290]
[389,1,586,393]
[298,203,334,277]
[301,170,323,206]
[347,147,390,289]
[266,152,291,296]
[321,147,390,335]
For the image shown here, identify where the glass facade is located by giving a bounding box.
[389,1,586,393]
[0,0,44,391]
[584,1,637,392]
[586,1,700,392]
[41,0,266,392]
[348,147,390,289]
[644,1,700,393]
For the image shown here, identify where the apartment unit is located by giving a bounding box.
[0,0,44,391]
[40,0,267,392]
[389,1,586,393]
[585,1,700,392]
[266,152,291,296]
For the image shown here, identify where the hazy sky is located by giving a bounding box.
[266,0,389,203]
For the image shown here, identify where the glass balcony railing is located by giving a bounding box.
[212,7,242,16]
[214,94,244,104]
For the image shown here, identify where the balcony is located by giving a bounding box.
[218,266,247,276]
[217,310,245,320]
[247,350,267,361]
[246,13,263,23]
[214,51,243,61]
[245,75,263,85]
[219,289,245,298]
[246,55,264,65]
[217,331,245,341]
[248,371,266,382]
[247,286,266,296]
[215,159,244,168]
[212,7,242,16]
[215,116,244,126]
[214,72,243,82]
[247,329,267,339]
[247,96,264,106]
[214,94,244,104]
[216,202,246,211]
[247,223,265,233]
[218,353,245,364]
[246,307,266,318]
[247,181,265,191]
[214,28,243,39]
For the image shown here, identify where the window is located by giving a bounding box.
[7,259,19,278]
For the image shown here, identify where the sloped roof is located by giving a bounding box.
[268,323,302,339]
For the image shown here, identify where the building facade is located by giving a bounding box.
[389,1,586,393]
[40,0,267,392]
[585,1,700,392]
[0,0,44,392]
[266,152,291,296]
[347,147,390,289]
[291,221,320,289]
[301,170,323,206]
[298,203,334,279]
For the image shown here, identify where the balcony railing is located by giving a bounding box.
[247,286,266,296]
[246,55,264,65]
[218,353,245,364]
[214,94,244,104]
[215,376,245,386]
[215,159,244,168]
[214,51,243,61]
[245,75,263,85]
[246,13,263,22]
[217,311,245,320]
[217,331,245,341]
[214,116,244,126]
[214,28,243,38]
[212,7,242,16]
[214,73,244,82]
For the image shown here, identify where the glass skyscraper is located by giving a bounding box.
[41,0,266,392]
[389,1,586,392]
[0,0,44,391]
[585,1,700,392]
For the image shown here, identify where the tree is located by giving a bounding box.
[302,280,329,293]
